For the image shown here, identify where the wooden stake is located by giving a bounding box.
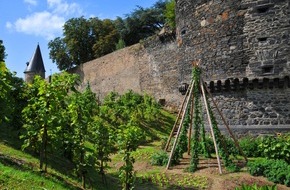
[200,81,223,174]
[166,81,195,170]
[187,91,194,155]
[202,79,248,162]
[165,80,192,151]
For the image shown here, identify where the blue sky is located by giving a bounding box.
[0,0,157,78]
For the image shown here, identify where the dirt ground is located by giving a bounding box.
[133,154,290,190]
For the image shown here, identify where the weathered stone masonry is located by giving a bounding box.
[71,0,290,133]
[174,0,290,133]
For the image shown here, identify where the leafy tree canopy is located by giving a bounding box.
[0,40,7,61]
[48,0,174,71]
[0,61,25,127]
[164,0,176,30]
[115,0,167,46]
[48,17,119,71]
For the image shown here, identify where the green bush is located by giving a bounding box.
[235,184,277,190]
[198,135,214,155]
[150,151,169,166]
[239,136,262,157]
[247,158,290,187]
[223,137,240,158]
[258,134,290,163]
[247,158,268,176]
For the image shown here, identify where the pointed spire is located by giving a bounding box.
[24,44,46,73]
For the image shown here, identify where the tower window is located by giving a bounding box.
[257,37,268,42]
[181,29,186,35]
[262,66,273,74]
[255,5,273,14]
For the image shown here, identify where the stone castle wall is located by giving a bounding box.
[70,0,290,133]
[175,0,290,81]
[69,37,182,109]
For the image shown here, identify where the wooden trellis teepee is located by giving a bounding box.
[165,61,247,174]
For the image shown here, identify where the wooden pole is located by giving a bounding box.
[202,80,248,162]
[166,81,195,170]
[164,80,192,151]
[200,81,223,174]
[187,91,194,155]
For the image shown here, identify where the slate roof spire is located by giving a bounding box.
[24,44,46,83]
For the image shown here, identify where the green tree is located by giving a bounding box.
[115,38,126,50]
[0,40,7,61]
[0,61,25,127]
[48,37,72,70]
[164,0,176,30]
[115,0,166,46]
[92,19,119,57]
[48,17,119,70]
[0,62,12,125]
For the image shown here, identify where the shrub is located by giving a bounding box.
[239,136,262,157]
[247,158,290,187]
[150,151,169,166]
[258,134,290,164]
[247,158,269,176]
[235,184,277,190]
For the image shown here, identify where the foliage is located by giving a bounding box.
[0,40,7,61]
[258,134,290,164]
[21,73,80,172]
[186,66,214,171]
[49,1,169,70]
[150,150,169,166]
[172,105,190,165]
[48,17,119,70]
[247,158,290,187]
[164,0,176,30]
[187,66,238,172]
[117,123,145,190]
[188,66,205,172]
[239,136,263,157]
[66,84,98,188]
[137,173,208,189]
[0,61,25,128]
[115,38,126,50]
[0,62,13,125]
[207,99,239,172]
[90,116,114,181]
[101,90,161,189]
[235,184,277,190]
[114,0,166,46]
[102,90,161,135]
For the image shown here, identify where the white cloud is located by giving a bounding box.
[5,22,13,29]
[47,0,83,16]
[14,11,65,40]
[6,0,84,40]
[24,0,38,6]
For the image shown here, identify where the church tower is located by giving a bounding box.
[24,44,46,83]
